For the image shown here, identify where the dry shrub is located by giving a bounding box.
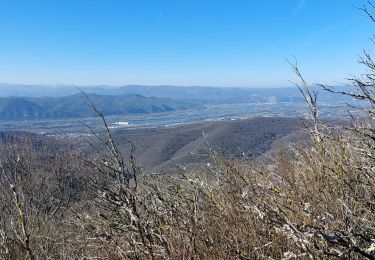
[0,3,375,259]
[0,134,87,259]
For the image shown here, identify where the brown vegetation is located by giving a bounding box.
[112,117,302,171]
[0,3,375,260]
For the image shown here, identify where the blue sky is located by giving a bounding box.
[0,0,373,87]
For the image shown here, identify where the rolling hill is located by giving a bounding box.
[112,117,302,171]
[0,94,201,120]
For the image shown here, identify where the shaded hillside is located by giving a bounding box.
[0,94,201,120]
[113,117,302,171]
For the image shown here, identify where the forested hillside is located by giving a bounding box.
[0,2,374,260]
[0,94,201,120]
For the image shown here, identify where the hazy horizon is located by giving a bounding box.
[0,82,300,89]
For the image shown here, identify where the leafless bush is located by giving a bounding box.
[0,2,374,260]
[0,134,86,259]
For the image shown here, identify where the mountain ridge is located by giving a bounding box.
[0,93,201,120]
[0,83,353,104]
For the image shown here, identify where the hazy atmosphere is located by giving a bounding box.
[0,1,374,259]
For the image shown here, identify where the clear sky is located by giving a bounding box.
[0,0,373,87]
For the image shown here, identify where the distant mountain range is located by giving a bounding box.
[0,84,355,121]
[0,83,353,104]
[0,94,201,120]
